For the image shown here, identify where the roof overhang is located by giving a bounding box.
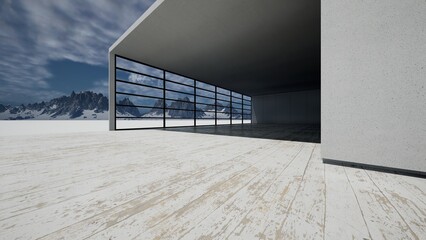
[110,0,320,96]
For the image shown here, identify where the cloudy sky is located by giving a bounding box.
[0,0,154,105]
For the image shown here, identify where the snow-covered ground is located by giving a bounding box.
[0,119,251,136]
[0,120,109,136]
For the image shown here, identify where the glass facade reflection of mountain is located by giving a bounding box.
[114,56,251,129]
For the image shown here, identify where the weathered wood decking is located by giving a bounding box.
[0,126,424,239]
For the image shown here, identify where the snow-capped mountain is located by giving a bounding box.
[0,91,108,120]
[140,97,240,119]
[0,92,242,120]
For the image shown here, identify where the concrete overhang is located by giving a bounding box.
[110,0,320,96]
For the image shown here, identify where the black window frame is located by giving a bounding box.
[114,54,252,130]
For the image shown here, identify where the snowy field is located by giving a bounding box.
[0,120,109,136]
[0,119,252,136]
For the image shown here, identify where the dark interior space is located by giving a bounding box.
[164,124,320,143]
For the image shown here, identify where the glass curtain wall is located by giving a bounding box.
[114,55,252,129]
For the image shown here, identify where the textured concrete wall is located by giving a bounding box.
[252,90,320,124]
[322,0,426,172]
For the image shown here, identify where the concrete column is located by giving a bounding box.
[322,0,426,174]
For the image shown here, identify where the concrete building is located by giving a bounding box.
[109,0,425,177]
[1,1,425,239]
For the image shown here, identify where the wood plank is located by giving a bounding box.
[271,144,325,239]
[248,144,316,239]
[0,135,253,218]
[324,164,371,239]
[36,141,288,239]
[80,142,302,240]
[393,174,426,206]
[366,170,426,238]
[344,167,419,239]
[0,124,424,239]
[174,143,310,240]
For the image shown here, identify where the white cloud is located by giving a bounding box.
[90,79,109,96]
[0,0,154,104]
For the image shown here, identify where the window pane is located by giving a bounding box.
[232,102,242,109]
[166,91,194,102]
[165,72,194,86]
[232,113,242,119]
[232,119,242,124]
[116,118,163,129]
[196,82,215,91]
[116,106,163,118]
[116,94,164,108]
[196,103,215,112]
[217,100,230,109]
[232,97,242,104]
[232,92,242,98]
[217,94,230,101]
[196,88,215,98]
[217,119,230,125]
[217,108,230,118]
[116,82,162,98]
[217,88,230,95]
[116,69,163,88]
[196,119,215,126]
[116,57,162,78]
[166,81,193,94]
[196,110,215,119]
[165,119,193,127]
[166,109,194,119]
[233,108,242,115]
[166,99,194,111]
[196,96,215,105]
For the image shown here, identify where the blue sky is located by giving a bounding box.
[0,0,154,105]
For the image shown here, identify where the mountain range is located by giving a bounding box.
[0,91,108,120]
[117,96,239,119]
[0,91,240,120]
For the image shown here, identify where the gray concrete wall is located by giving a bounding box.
[322,0,426,172]
[252,90,320,124]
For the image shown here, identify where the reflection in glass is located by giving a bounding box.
[166,91,194,102]
[116,57,162,78]
[196,88,215,98]
[217,94,230,101]
[196,119,215,126]
[232,97,242,104]
[166,72,194,85]
[196,82,215,91]
[116,118,163,129]
[116,106,164,118]
[116,81,162,98]
[217,88,230,95]
[166,81,193,94]
[217,119,231,125]
[232,92,242,98]
[196,96,215,105]
[116,69,163,88]
[115,56,252,129]
[166,99,194,111]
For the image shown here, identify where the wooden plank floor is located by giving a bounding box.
[0,127,424,239]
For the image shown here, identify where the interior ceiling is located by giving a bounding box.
[111,0,320,96]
